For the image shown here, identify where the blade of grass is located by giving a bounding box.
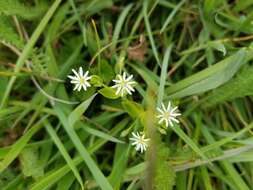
[202,123,253,153]
[143,0,160,66]
[68,94,97,126]
[200,167,213,190]
[68,0,87,46]
[201,124,250,190]
[44,120,84,190]
[111,4,133,52]
[172,125,208,161]
[54,104,113,190]
[108,144,129,188]
[30,118,128,190]
[166,49,247,98]
[160,0,187,33]
[157,44,173,106]
[81,124,124,144]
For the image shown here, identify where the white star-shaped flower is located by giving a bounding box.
[112,72,136,96]
[129,132,150,153]
[157,102,181,127]
[68,67,92,91]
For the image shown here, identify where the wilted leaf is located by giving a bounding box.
[127,35,147,62]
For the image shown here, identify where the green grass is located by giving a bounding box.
[1,0,253,189]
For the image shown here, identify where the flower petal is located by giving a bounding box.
[79,67,83,76]
[72,69,79,77]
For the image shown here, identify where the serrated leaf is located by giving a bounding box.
[0,15,24,49]
[0,0,48,20]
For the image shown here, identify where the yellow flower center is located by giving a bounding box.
[138,137,145,145]
[165,112,170,119]
[79,78,86,84]
[121,81,127,87]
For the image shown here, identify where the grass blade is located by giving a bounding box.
[54,105,113,190]
[82,124,124,144]
[172,125,208,160]
[167,49,247,98]
[160,0,187,33]
[157,44,173,106]
[44,120,84,190]
[143,0,160,66]
[68,94,97,126]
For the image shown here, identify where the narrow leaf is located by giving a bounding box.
[68,94,96,126]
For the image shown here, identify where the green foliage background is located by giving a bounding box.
[0,0,253,189]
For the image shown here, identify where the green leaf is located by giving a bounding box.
[111,4,133,51]
[30,157,83,190]
[100,59,115,83]
[204,65,253,107]
[0,117,46,172]
[0,0,48,20]
[82,124,124,144]
[172,125,208,160]
[56,173,75,190]
[208,41,226,56]
[99,87,120,99]
[90,75,103,87]
[54,105,113,190]
[44,120,84,190]
[167,49,247,98]
[130,63,159,90]
[121,99,144,118]
[153,143,175,190]
[143,1,160,66]
[68,94,97,126]
[0,15,24,49]
[108,144,129,189]
[0,0,62,109]
[201,123,253,153]
[19,148,44,180]
[30,119,128,190]
[160,0,187,33]
[157,45,173,106]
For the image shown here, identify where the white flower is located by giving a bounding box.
[129,132,149,153]
[157,102,181,127]
[68,67,91,91]
[112,72,136,96]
